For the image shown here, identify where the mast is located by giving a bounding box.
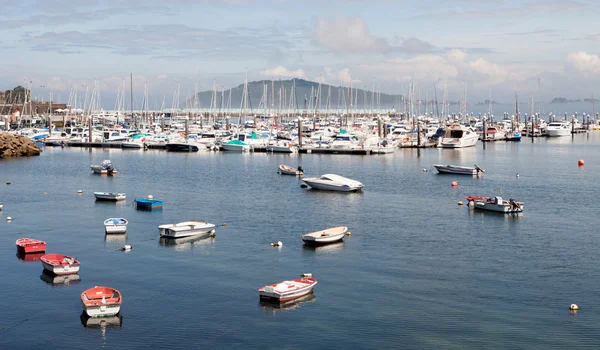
[130,73,134,128]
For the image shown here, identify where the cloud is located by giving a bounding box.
[337,68,360,84]
[261,65,305,78]
[312,16,391,53]
[566,51,600,76]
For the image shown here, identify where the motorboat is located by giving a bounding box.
[222,139,250,152]
[16,238,47,254]
[166,141,200,152]
[104,218,128,234]
[371,139,396,154]
[301,226,347,246]
[134,198,163,209]
[437,124,479,148]
[41,254,81,275]
[121,135,146,149]
[258,275,317,303]
[483,126,506,141]
[278,164,304,176]
[94,192,126,201]
[302,174,364,192]
[90,160,117,175]
[81,286,122,318]
[158,220,216,239]
[466,196,524,213]
[433,164,484,175]
[330,133,360,149]
[266,140,296,153]
[546,121,571,137]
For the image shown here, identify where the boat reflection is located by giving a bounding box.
[40,270,81,286]
[302,241,345,254]
[159,235,215,251]
[80,312,123,330]
[16,251,45,262]
[259,293,316,313]
[105,233,127,243]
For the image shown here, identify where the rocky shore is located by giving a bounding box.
[0,132,42,158]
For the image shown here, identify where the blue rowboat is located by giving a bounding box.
[135,198,163,210]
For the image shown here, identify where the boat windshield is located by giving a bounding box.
[449,130,464,138]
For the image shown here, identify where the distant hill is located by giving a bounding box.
[189,79,404,111]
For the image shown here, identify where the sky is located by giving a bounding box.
[1,0,599,108]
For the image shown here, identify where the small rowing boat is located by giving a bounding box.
[433,164,484,175]
[16,238,47,253]
[81,286,122,318]
[278,164,304,176]
[258,274,317,303]
[104,218,128,234]
[94,192,126,201]
[90,160,117,175]
[301,226,347,246]
[135,198,163,210]
[41,254,81,275]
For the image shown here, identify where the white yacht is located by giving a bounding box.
[545,121,571,137]
[302,174,363,192]
[159,220,216,238]
[330,134,359,149]
[437,124,479,148]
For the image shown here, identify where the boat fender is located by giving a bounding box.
[77,190,83,194]
[578,159,584,166]
[458,201,463,206]
[423,168,427,172]
[451,181,458,187]
[570,304,579,310]
[6,217,12,221]
[6,182,11,185]
[302,273,312,278]
[277,241,283,247]
[147,195,153,200]
[121,245,132,251]
[300,183,308,188]
[346,231,351,236]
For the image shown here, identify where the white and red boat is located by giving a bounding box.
[40,254,80,275]
[81,286,122,318]
[258,275,317,303]
[16,238,47,254]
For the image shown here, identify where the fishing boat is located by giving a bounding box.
[81,286,122,318]
[437,124,479,148]
[158,220,216,238]
[301,226,347,246]
[222,139,250,152]
[94,192,126,201]
[433,164,484,175]
[466,195,524,213]
[90,160,117,175]
[302,174,364,192]
[278,164,304,176]
[16,238,47,253]
[134,198,163,209]
[104,218,128,234]
[258,275,317,303]
[40,254,81,275]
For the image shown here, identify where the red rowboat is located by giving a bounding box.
[16,238,47,254]
[40,254,80,275]
[258,275,317,303]
[81,286,122,317]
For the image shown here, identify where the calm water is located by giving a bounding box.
[1,134,600,349]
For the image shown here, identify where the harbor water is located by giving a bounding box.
[1,134,600,349]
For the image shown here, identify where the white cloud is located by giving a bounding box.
[261,65,305,78]
[337,68,360,84]
[566,51,600,76]
[312,16,390,53]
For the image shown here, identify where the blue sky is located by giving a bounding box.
[1,0,599,107]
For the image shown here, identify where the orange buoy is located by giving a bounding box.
[451,181,458,187]
[578,159,584,166]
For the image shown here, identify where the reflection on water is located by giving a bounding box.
[94,200,128,206]
[259,293,316,314]
[80,312,123,329]
[302,241,346,254]
[105,234,127,243]
[16,251,45,262]
[159,235,215,251]
[40,270,81,286]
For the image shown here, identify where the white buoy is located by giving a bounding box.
[77,190,83,194]
[277,241,283,247]
[302,273,312,278]
[570,304,579,310]
[6,216,12,222]
[121,244,132,251]
[516,173,520,178]
[147,195,153,200]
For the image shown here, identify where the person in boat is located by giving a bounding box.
[297,166,304,173]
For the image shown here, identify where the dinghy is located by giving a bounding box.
[81,286,122,318]
[301,226,347,246]
[41,254,80,275]
[278,164,304,176]
[16,238,47,254]
[433,164,484,175]
[90,160,117,175]
[104,218,128,234]
[134,198,163,210]
[466,195,524,213]
[94,192,126,201]
[258,275,317,303]
[158,220,216,238]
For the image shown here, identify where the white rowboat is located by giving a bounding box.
[302,226,347,246]
[104,218,128,234]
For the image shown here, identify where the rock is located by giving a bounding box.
[0,132,42,158]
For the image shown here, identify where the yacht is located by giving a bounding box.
[437,124,479,148]
[545,121,571,137]
[330,134,359,149]
[302,174,363,192]
[484,126,506,141]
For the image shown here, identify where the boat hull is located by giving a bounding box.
[90,166,117,175]
[437,135,479,148]
[16,239,47,254]
[159,227,215,239]
[84,304,121,318]
[121,142,143,149]
[302,233,345,246]
[41,261,80,275]
[266,145,295,153]
[135,199,163,209]
[259,278,317,303]
[433,165,481,175]
[105,225,127,234]
[302,181,362,192]
[222,144,250,152]
[94,193,126,201]
[473,201,524,213]
[166,143,199,152]
[278,165,303,176]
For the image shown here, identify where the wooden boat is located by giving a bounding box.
[158,220,216,238]
[90,160,117,175]
[41,254,81,275]
[278,164,304,176]
[302,226,347,246]
[81,286,122,318]
[466,196,524,213]
[134,198,163,209]
[104,218,128,234]
[259,275,317,303]
[302,174,363,192]
[433,164,484,175]
[16,238,47,254]
[94,192,126,201]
